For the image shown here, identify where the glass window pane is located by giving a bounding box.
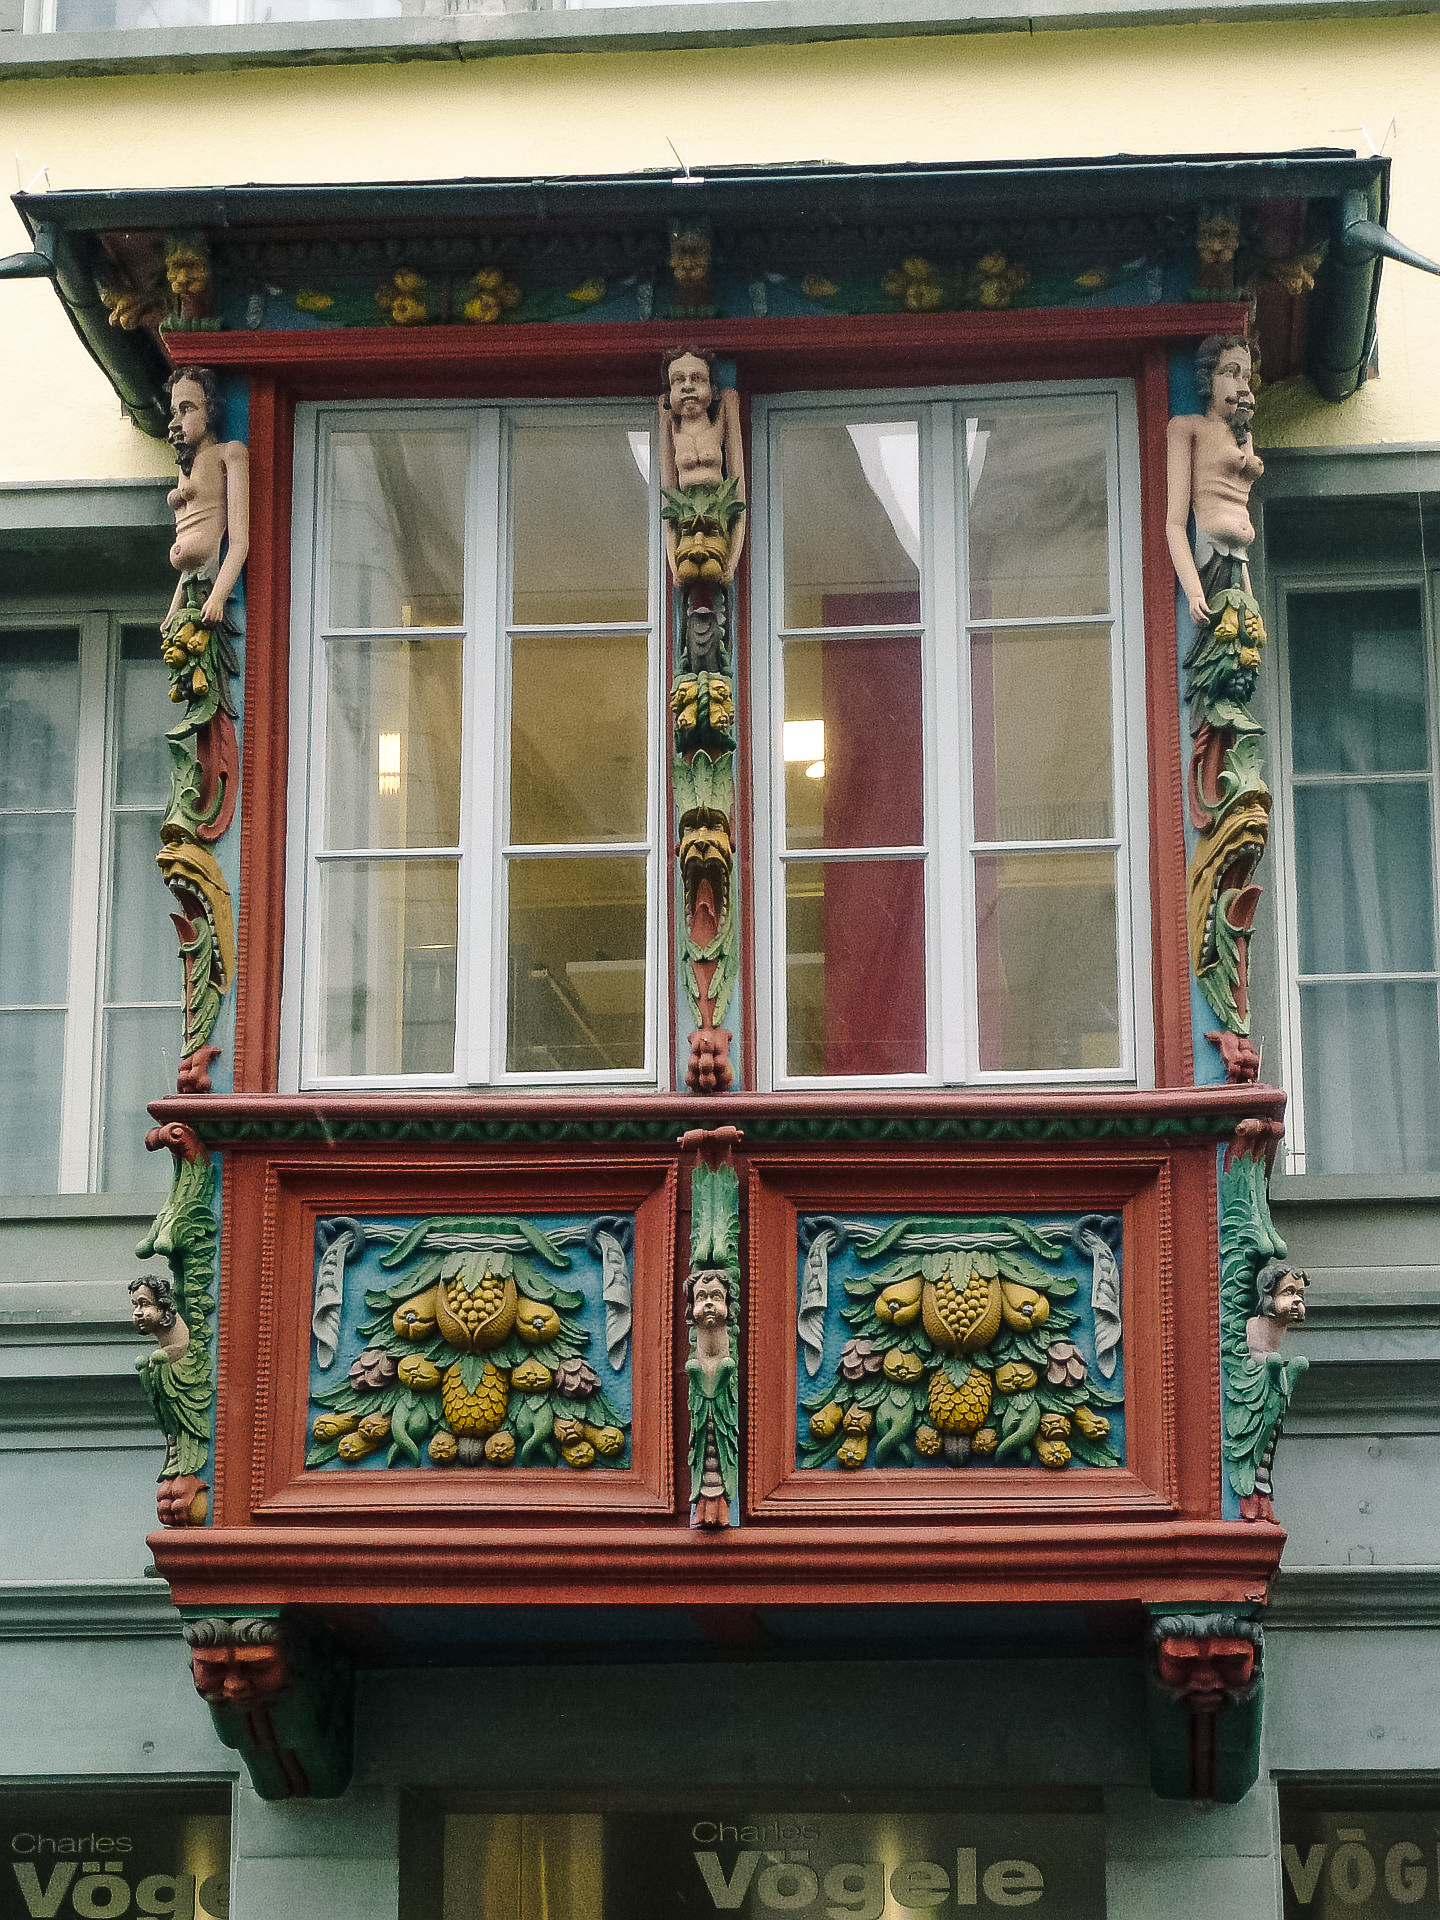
[975,849,1119,1072]
[780,420,921,630]
[0,814,73,1005]
[510,634,648,845]
[1301,981,1440,1174]
[967,407,1110,620]
[1294,782,1436,976]
[972,625,1114,842]
[328,430,468,630]
[507,857,647,1073]
[0,1011,65,1192]
[784,636,923,851]
[319,859,458,1076]
[1267,495,1422,571]
[115,629,174,806]
[106,811,174,1002]
[325,638,462,851]
[510,424,651,628]
[0,629,79,809]
[1288,589,1429,775]
[100,1008,179,1192]
[785,858,926,1076]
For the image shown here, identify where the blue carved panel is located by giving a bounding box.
[794,1212,1125,1472]
[305,1212,633,1471]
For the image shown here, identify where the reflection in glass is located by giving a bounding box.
[971,626,1113,842]
[968,407,1110,620]
[0,1010,64,1192]
[328,431,468,630]
[1301,982,1440,1174]
[507,857,647,1074]
[0,815,73,1006]
[0,629,78,809]
[106,812,173,1001]
[784,636,923,851]
[975,850,1119,1071]
[1288,589,1428,775]
[785,859,925,1076]
[1294,783,1435,977]
[325,638,463,851]
[780,420,920,630]
[511,634,648,845]
[115,631,172,805]
[100,1008,177,1192]
[319,859,458,1076]
[511,424,651,627]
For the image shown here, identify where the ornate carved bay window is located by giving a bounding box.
[11,154,1436,1807]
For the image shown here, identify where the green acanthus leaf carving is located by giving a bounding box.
[134,1139,218,1488]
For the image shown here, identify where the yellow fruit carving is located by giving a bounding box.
[312,1413,357,1443]
[836,1433,869,1468]
[337,1432,377,1461]
[921,1254,1003,1353]
[510,1357,554,1394]
[357,1412,391,1443]
[914,1424,943,1458]
[883,1347,924,1383]
[484,1431,516,1465]
[561,1440,596,1469]
[1039,1412,1071,1441]
[843,1407,873,1435]
[584,1423,626,1458]
[1037,1438,1072,1470]
[393,1287,438,1341]
[1074,1405,1110,1440]
[397,1355,442,1391]
[515,1298,562,1345]
[428,1430,458,1464]
[972,1427,999,1455]
[999,1280,1050,1331]
[875,1275,923,1327]
[927,1365,992,1434]
[434,1264,517,1352]
[441,1360,508,1436]
[809,1401,845,1439]
[995,1362,1038,1396]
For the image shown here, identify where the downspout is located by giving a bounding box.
[0,222,171,437]
[1306,183,1440,402]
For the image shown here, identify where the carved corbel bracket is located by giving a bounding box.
[182,1613,354,1800]
[1146,1607,1263,1803]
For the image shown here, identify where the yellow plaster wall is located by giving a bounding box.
[4,14,1440,480]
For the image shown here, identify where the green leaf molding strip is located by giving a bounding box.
[797,1213,1124,1473]
[131,1122,219,1529]
[306,1214,631,1472]
[1218,1118,1308,1523]
[684,1146,742,1529]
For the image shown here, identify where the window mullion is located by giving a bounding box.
[57,610,112,1192]
[933,402,974,1085]
[469,407,502,1086]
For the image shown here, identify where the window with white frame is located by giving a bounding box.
[286,403,663,1088]
[0,614,179,1193]
[1268,490,1440,1174]
[751,385,1150,1086]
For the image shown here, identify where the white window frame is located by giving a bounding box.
[0,598,179,1192]
[1266,559,1440,1174]
[282,398,666,1093]
[749,380,1152,1091]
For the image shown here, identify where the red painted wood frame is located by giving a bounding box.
[747,1142,1210,1523]
[184,303,1249,1099]
[216,1149,677,1526]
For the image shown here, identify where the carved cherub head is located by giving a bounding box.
[1256,1260,1308,1330]
[129,1271,178,1334]
[687,1268,731,1330]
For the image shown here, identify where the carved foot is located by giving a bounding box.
[157,1474,209,1526]
[693,1494,731,1528]
[1206,1030,1260,1085]
[177,1045,223,1094]
[1239,1491,1276,1523]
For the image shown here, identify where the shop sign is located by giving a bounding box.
[2,1787,229,1920]
[608,1810,1104,1918]
[1281,1805,1440,1917]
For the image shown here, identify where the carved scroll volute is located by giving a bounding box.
[661,348,744,1094]
[679,1126,743,1528]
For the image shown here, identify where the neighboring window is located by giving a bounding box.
[39,0,400,31]
[0,615,178,1192]
[751,386,1148,1086]
[287,404,662,1088]
[1269,491,1440,1173]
